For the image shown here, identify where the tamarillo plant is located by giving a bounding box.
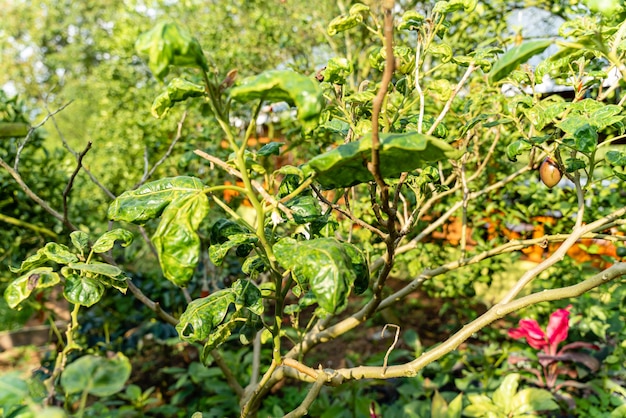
[4,0,626,416]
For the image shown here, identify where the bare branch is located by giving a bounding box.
[63,141,93,224]
[14,101,73,171]
[134,111,188,189]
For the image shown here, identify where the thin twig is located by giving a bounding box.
[14,101,73,171]
[0,156,77,231]
[63,141,92,224]
[381,324,400,374]
[134,111,187,188]
[194,149,295,221]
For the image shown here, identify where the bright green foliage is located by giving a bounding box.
[60,353,131,397]
[151,77,206,118]
[273,237,368,314]
[4,267,61,309]
[152,192,209,287]
[108,176,205,223]
[230,70,324,130]
[135,22,209,81]
[91,228,134,253]
[303,132,461,189]
[464,374,559,417]
[176,279,262,351]
[488,40,552,83]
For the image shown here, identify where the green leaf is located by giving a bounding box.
[606,150,626,166]
[67,262,123,278]
[447,393,463,418]
[303,132,460,189]
[151,77,205,118]
[108,176,205,223]
[152,192,209,287]
[61,354,131,397]
[322,57,353,85]
[564,158,586,172]
[70,231,90,253]
[209,233,258,266]
[91,229,134,253]
[176,289,236,342]
[233,279,263,315]
[285,195,322,224]
[327,4,369,36]
[506,140,531,162]
[572,124,597,154]
[488,40,552,83]
[135,22,208,81]
[4,267,61,309]
[273,237,368,314]
[431,390,448,418]
[242,256,267,276]
[63,274,105,307]
[492,374,519,413]
[398,10,425,31]
[10,243,78,274]
[257,142,283,157]
[510,388,559,414]
[230,70,324,131]
[463,394,501,417]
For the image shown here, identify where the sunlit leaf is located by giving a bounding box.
[61,354,131,397]
[70,231,90,253]
[63,274,105,307]
[10,243,78,274]
[4,267,60,309]
[108,176,205,223]
[322,57,353,85]
[135,22,208,81]
[510,388,559,414]
[233,279,263,315]
[152,192,209,287]
[285,195,322,224]
[273,237,368,314]
[67,262,122,278]
[91,229,134,253]
[151,77,205,118]
[176,289,236,342]
[488,40,552,83]
[303,132,461,189]
[230,70,324,131]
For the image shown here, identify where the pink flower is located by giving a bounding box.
[508,305,571,355]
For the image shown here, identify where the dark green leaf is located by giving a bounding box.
[91,229,134,253]
[233,279,263,315]
[565,158,586,172]
[285,195,322,224]
[606,150,626,166]
[67,262,122,278]
[176,289,236,342]
[572,124,597,154]
[63,274,105,307]
[108,176,205,223]
[135,22,208,81]
[61,354,131,397]
[488,40,552,83]
[70,231,90,253]
[273,237,368,314]
[257,142,283,157]
[303,132,461,189]
[152,192,209,287]
[242,256,267,276]
[230,70,324,131]
[209,233,258,266]
[5,267,60,309]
